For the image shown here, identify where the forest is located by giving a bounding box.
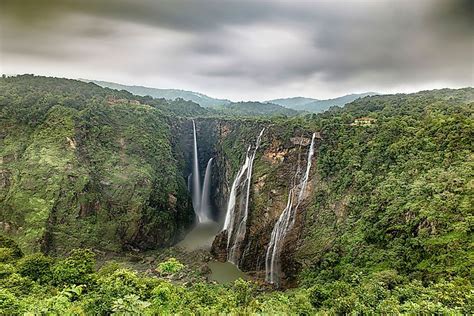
[0,75,472,314]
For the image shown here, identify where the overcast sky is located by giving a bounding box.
[0,0,472,101]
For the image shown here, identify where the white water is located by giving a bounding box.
[265,133,316,285]
[200,158,214,222]
[191,120,213,223]
[223,128,265,265]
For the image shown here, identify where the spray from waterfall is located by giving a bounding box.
[265,133,316,285]
[200,158,214,222]
[223,128,265,265]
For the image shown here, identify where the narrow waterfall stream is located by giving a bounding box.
[223,128,265,265]
[265,133,316,285]
[191,120,203,222]
[200,158,214,222]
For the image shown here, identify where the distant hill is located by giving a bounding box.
[267,92,378,112]
[213,101,299,117]
[85,79,376,114]
[82,79,232,108]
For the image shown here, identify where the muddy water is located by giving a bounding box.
[177,221,247,283]
[177,222,221,250]
[208,261,248,283]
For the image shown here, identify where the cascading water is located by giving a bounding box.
[191,120,203,222]
[222,128,265,265]
[199,158,214,222]
[265,133,316,285]
[187,173,192,192]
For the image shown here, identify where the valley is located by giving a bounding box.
[0,75,473,314]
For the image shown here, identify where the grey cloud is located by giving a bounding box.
[0,0,472,100]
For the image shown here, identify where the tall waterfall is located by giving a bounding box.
[265,133,316,285]
[223,128,265,265]
[191,120,202,221]
[199,158,214,222]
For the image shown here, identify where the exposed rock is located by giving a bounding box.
[66,137,76,149]
[290,136,311,146]
[211,230,228,262]
[168,194,178,209]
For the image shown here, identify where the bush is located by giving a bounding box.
[156,258,185,275]
[0,248,16,263]
[233,278,255,307]
[150,280,185,312]
[17,253,54,283]
[85,269,148,314]
[52,249,96,286]
[0,273,35,296]
[0,236,23,260]
[0,289,22,315]
[111,294,151,315]
[0,263,15,279]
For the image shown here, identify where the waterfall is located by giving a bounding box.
[223,128,265,265]
[199,158,214,222]
[191,120,205,223]
[265,133,316,285]
[187,173,192,192]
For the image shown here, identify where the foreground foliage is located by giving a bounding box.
[0,238,472,314]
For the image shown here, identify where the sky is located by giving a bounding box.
[0,0,472,101]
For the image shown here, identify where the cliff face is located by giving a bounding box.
[206,120,320,286]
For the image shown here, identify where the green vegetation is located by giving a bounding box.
[0,238,472,314]
[0,75,472,313]
[0,75,193,254]
[156,257,185,275]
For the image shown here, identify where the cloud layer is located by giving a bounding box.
[1,0,472,100]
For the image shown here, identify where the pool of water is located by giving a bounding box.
[177,221,247,283]
[176,221,221,251]
[208,261,248,283]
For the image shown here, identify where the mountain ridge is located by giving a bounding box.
[82,79,377,113]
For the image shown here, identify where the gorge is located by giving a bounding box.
[0,76,472,314]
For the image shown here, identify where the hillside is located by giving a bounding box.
[212,101,299,117]
[0,75,194,254]
[85,79,231,108]
[268,92,377,112]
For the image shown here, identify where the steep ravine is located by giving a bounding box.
[169,117,321,285]
[174,118,320,286]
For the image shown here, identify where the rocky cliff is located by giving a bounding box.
[207,120,321,287]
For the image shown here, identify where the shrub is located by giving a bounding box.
[233,278,255,307]
[85,268,148,314]
[150,281,185,312]
[17,253,54,283]
[309,284,329,308]
[0,235,23,260]
[52,248,96,286]
[111,294,151,315]
[156,258,185,275]
[0,289,22,315]
[0,248,16,263]
[0,263,15,279]
[0,273,35,296]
